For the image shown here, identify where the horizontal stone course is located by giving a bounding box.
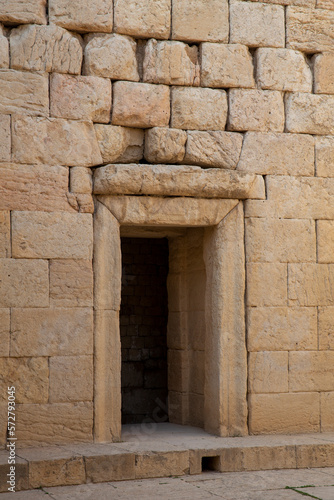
[49,0,113,32]
[0,70,48,116]
[0,0,47,24]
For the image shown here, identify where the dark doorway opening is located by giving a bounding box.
[120,237,169,425]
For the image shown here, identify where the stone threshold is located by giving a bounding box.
[2,423,334,492]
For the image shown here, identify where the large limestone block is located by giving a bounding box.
[249,393,320,434]
[321,393,334,432]
[114,0,170,39]
[287,7,334,52]
[12,116,102,167]
[0,115,10,162]
[85,453,135,482]
[0,70,48,116]
[0,358,48,404]
[201,43,255,89]
[94,124,144,163]
[184,131,243,169]
[237,132,314,175]
[290,352,334,392]
[0,163,73,212]
[246,263,287,306]
[229,89,284,132]
[0,309,9,356]
[12,211,93,259]
[171,87,227,131]
[50,356,93,403]
[50,259,93,307]
[314,53,334,95]
[49,0,113,32]
[0,259,48,308]
[50,74,111,123]
[70,167,93,194]
[317,220,334,263]
[83,34,139,81]
[319,307,334,350]
[248,352,288,393]
[25,450,85,488]
[0,211,9,258]
[144,128,187,163]
[15,402,93,446]
[316,136,334,177]
[112,81,170,128]
[230,2,285,47]
[256,48,312,92]
[289,263,334,306]
[247,307,317,352]
[172,0,228,42]
[286,93,334,135]
[10,25,82,74]
[245,218,316,262]
[11,308,93,357]
[135,451,189,478]
[143,39,200,86]
[0,0,46,24]
[0,25,8,68]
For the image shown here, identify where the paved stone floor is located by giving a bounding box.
[1,467,334,499]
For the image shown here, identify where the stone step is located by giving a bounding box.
[1,424,334,493]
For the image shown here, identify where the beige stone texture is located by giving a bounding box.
[287,6,334,52]
[0,26,8,68]
[172,0,228,42]
[319,307,334,350]
[0,69,48,116]
[49,0,113,32]
[0,309,9,356]
[50,74,111,123]
[144,128,187,163]
[85,453,135,482]
[313,53,334,95]
[0,164,74,213]
[11,308,93,357]
[289,352,334,392]
[201,43,255,89]
[29,454,85,488]
[230,2,285,47]
[114,0,170,39]
[94,164,265,200]
[317,220,334,263]
[83,34,139,81]
[321,393,334,432]
[0,0,46,24]
[0,211,10,258]
[245,218,316,262]
[296,443,334,468]
[289,263,334,306]
[50,259,93,307]
[135,451,189,479]
[249,352,288,394]
[247,307,317,352]
[0,115,10,162]
[10,25,82,74]
[249,392,320,434]
[70,168,93,194]
[245,0,315,5]
[94,124,144,164]
[112,81,170,128]
[286,93,334,135]
[143,39,200,86]
[171,87,227,131]
[237,132,314,176]
[229,89,284,132]
[247,263,287,306]
[50,356,93,403]
[184,131,243,169]
[316,136,334,177]
[189,351,205,394]
[16,402,93,446]
[217,445,297,473]
[12,211,93,259]
[168,349,189,392]
[317,0,334,7]
[256,48,312,92]
[12,116,102,167]
[0,358,48,404]
[0,259,48,308]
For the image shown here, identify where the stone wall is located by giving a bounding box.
[0,0,334,445]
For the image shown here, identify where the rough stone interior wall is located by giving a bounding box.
[0,0,334,445]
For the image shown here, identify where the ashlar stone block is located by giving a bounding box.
[0,25,8,69]
[184,131,243,169]
[50,74,111,123]
[316,136,334,177]
[317,220,334,264]
[143,39,200,86]
[114,0,171,39]
[49,0,113,33]
[12,211,93,259]
[247,262,287,306]
[0,0,47,25]
[286,93,334,135]
[50,259,93,307]
[314,53,334,95]
[0,115,10,162]
[83,34,139,81]
[201,43,255,89]
[95,124,144,163]
[0,211,10,258]
[319,307,334,350]
[10,25,82,74]
[112,81,170,128]
[0,309,9,356]
[70,168,93,194]
[249,352,288,393]
[171,87,227,131]
[289,352,334,392]
[289,263,334,306]
[0,358,48,404]
[0,70,48,116]
[49,356,93,403]
[144,128,187,163]
[287,6,334,52]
